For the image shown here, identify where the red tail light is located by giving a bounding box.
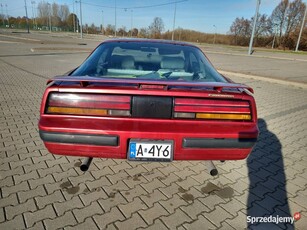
[174,98,252,121]
[46,93,131,117]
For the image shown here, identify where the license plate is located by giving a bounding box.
[128,139,173,162]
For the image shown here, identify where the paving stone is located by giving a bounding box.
[0,208,5,223]
[140,178,166,193]
[120,184,148,202]
[93,207,125,229]
[203,206,232,228]
[13,170,40,184]
[161,208,193,229]
[79,188,109,206]
[159,194,187,214]
[9,157,32,169]
[44,211,77,230]
[225,210,248,229]
[54,196,84,216]
[139,203,168,225]
[26,221,45,230]
[2,181,30,198]
[65,217,99,230]
[0,193,19,208]
[122,173,149,189]
[73,201,104,223]
[28,174,55,189]
[142,219,169,230]
[5,198,37,220]
[180,199,210,220]
[110,161,132,173]
[24,204,57,228]
[37,164,63,178]
[0,214,25,230]
[52,168,79,182]
[139,189,168,207]
[158,182,181,198]
[45,156,69,168]
[159,172,181,186]
[85,174,112,191]
[1,166,24,181]
[90,166,114,179]
[0,175,14,187]
[114,212,147,230]
[23,161,48,174]
[118,197,147,218]
[106,170,130,184]
[35,190,65,209]
[182,214,216,230]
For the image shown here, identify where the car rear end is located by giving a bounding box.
[39,39,258,162]
[39,79,258,161]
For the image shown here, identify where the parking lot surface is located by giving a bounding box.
[0,31,307,229]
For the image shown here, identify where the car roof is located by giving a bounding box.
[101,38,199,48]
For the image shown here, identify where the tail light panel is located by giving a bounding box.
[46,93,131,117]
[174,98,252,121]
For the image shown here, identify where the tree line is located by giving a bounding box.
[0,0,306,50]
[229,0,306,50]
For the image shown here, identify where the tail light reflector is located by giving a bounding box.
[46,93,131,117]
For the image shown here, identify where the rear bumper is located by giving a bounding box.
[39,131,118,146]
[39,116,258,160]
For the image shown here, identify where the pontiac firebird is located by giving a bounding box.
[39,39,258,174]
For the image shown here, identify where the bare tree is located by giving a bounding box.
[149,17,164,38]
[58,4,70,22]
[271,0,306,47]
[138,27,150,38]
[230,17,251,45]
[270,0,289,42]
[105,24,115,36]
[284,0,306,36]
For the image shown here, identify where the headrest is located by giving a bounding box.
[121,56,135,69]
[161,56,185,70]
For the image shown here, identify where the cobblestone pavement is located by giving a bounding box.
[0,42,307,229]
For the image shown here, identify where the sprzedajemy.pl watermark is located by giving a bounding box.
[247,212,301,225]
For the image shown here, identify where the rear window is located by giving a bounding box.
[71,41,226,82]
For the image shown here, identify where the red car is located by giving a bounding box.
[39,39,258,174]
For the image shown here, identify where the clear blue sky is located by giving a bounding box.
[2,0,284,34]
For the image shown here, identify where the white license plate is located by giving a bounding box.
[128,139,173,162]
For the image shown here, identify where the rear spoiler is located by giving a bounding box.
[47,76,254,93]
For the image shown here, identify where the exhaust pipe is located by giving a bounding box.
[80,157,93,172]
[206,161,218,176]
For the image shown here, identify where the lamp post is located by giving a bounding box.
[171,2,177,41]
[5,4,9,27]
[47,3,51,32]
[130,9,133,37]
[248,0,261,55]
[80,0,83,38]
[1,4,4,26]
[115,0,117,37]
[31,1,35,29]
[72,1,75,32]
[75,0,83,38]
[101,10,104,34]
[24,0,30,33]
[295,5,307,52]
[213,25,216,44]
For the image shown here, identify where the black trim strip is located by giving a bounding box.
[183,138,257,148]
[39,131,118,146]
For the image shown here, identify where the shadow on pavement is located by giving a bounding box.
[247,118,294,229]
